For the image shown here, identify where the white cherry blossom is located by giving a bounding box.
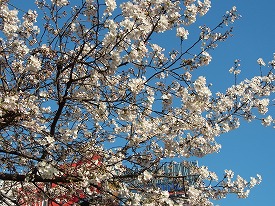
[0,0,274,205]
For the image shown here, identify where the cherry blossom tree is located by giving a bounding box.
[0,0,274,205]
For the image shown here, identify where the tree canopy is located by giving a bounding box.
[0,0,274,205]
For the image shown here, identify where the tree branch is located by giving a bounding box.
[0,173,80,183]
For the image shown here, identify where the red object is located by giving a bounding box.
[19,155,101,206]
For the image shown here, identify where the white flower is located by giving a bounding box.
[51,0,69,6]
[176,27,189,39]
[161,93,171,100]
[200,51,212,66]
[105,0,117,14]
[157,15,169,32]
[249,176,261,188]
[234,69,241,75]
[238,190,250,198]
[39,91,48,98]
[45,136,55,144]
[26,55,42,71]
[194,76,212,97]
[256,174,262,183]
[37,161,60,178]
[143,170,152,181]
[198,166,210,179]
[257,58,266,66]
[151,44,164,53]
[225,169,234,179]
[262,115,273,126]
[198,0,211,16]
[128,78,146,94]
[257,98,269,114]
[184,71,192,81]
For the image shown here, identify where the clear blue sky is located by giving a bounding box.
[7,0,275,205]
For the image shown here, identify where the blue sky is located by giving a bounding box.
[6,0,275,205]
[195,1,275,205]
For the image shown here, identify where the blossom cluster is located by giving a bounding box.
[0,0,274,205]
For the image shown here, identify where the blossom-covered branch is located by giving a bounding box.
[0,0,274,205]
